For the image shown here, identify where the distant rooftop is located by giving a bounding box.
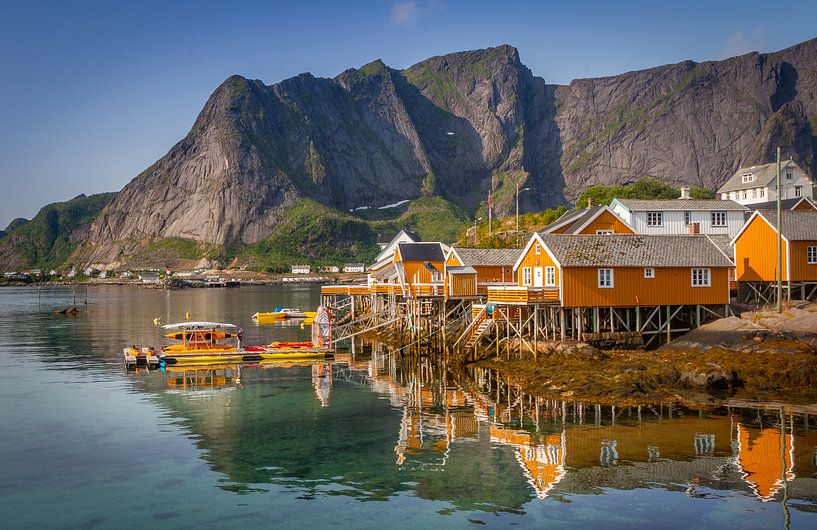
[614,198,747,211]
[453,247,521,266]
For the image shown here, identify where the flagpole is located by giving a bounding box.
[776,146,782,313]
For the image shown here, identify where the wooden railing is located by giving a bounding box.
[406,283,445,297]
[320,284,371,295]
[487,286,560,304]
[477,281,516,296]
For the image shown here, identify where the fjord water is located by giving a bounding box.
[1,285,816,529]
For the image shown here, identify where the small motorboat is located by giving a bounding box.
[252,307,317,320]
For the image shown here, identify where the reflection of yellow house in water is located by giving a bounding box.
[737,424,795,501]
[394,387,480,466]
[490,426,566,498]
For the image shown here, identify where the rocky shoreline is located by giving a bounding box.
[470,302,817,406]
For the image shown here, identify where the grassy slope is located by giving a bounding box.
[0,192,117,270]
[235,196,468,272]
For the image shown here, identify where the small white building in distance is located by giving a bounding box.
[718,159,814,206]
[611,188,748,238]
[343,263,365,273]
[291,265,311,274]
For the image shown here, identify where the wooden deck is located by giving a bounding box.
[487,286,560,305]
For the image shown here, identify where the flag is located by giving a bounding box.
[487,191,492,234]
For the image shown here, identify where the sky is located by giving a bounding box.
[1,0,816,228]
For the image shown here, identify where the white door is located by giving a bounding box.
[533,267,544,287]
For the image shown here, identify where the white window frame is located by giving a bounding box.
[759,188,765,197]
[522,267,532,286]
[808,246,817,264]
[741,173,754,183]
[646,211,663,227]
[534,243,541,255]
[691,268,711,287]
[598,268,614,288]
[786,170,793,180]
[795,186,802,198]
[545,266,556,287]
[711,211,727,227]
[595,229,613,235]
[644,267,655,279]
[683,211,691,226]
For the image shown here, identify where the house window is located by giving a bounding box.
[598,268,614,288]
[683,211,691,226]
[646,211,663,226]
[750,189,755,199]
[711,211,727,227]
[522,267,532,286]
[786,170,793,180]
[596,229,613,235]
[742,191,747,200]
[795,186,802,197]
[691,268,711,287]
[534,243,541,255]
[808,246,817,264]
[545,266,556,286]
[759,188,765,197]
[644,267,655,279]
[721,193,728,200]
[731,192,737,200]
[741,173,754,183]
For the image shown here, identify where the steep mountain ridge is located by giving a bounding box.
[35,38,817,269]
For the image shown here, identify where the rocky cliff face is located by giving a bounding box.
[78,38,817,266]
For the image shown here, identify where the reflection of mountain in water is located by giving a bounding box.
[147,348,817,515]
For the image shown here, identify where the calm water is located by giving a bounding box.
[1,285,816,529]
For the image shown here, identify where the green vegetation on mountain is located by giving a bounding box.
[235,196,468,272]
[575,178,714,208]
[0,192,117,270]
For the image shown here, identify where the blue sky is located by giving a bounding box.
[1,0,816,227]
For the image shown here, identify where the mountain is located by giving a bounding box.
[0,193,116,270]
[52,38,817,268]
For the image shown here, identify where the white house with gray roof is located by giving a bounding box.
[718,159,814,206]
[611,194,748,238]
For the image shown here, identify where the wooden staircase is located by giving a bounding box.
[463,318,493,349]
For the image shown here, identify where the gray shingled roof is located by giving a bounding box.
[704,235,734,261]
[539,234,733,268]
[397,242,445,261]
[746,197,816,211]
[541,206,608,234]
[718,160,800,193]
[447,265,477,275]
[454,247,521,266]
[755,210,817,240]
[615,198,747,211]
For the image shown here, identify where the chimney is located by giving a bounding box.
[587,197,594,208]
[689,222,700,235]
[679,186,691,200]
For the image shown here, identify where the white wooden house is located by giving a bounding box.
[611,192,747,239]
[291,265,311,274]
[718,159,814,206]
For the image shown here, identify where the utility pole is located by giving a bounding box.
[473,217,482,245]
[776,146,783,313]
[516,184,530,248]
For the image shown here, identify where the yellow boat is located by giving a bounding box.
[252,308,317,319]
[156,322,244,365]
